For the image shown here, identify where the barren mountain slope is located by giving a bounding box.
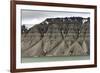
[21,17,90,57]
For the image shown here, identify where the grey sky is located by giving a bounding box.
[21,9,90,29]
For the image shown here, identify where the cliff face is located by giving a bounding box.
[21,17,90,57]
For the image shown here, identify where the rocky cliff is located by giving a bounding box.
[21,17,90,57]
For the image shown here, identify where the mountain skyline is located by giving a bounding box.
[22,17,90,30]
[21,10,90,29]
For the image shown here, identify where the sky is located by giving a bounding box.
[21,9,90,29]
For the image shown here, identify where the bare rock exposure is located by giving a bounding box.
[21,17,90,57]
